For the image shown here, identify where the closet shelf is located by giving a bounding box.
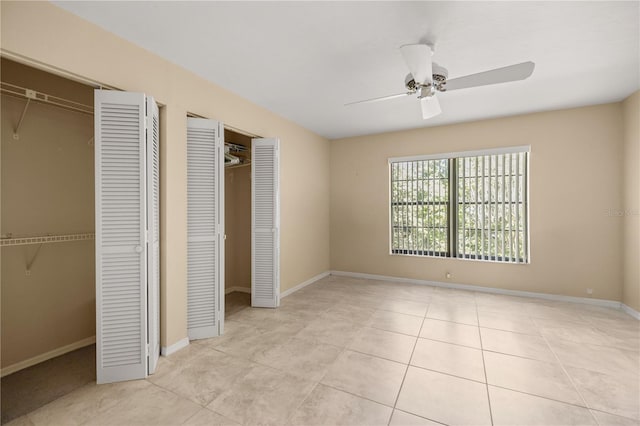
[0,233,95,247]
[1,81,94,116]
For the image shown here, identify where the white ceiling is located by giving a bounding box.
[54,1,639,139]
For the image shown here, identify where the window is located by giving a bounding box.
[390,147,529,263]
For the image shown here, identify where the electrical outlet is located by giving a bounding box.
[587,288,593,295]
[446,272,452,279]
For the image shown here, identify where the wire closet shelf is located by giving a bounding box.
[0,233,95,247]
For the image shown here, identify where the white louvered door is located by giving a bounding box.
[146,97,160,374]
[95,91,148,383]
[187,118,224,339]
[251,138,280,308]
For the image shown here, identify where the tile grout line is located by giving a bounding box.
[356,324,422,339]
[589,409,640,424]
[425,316,479,327]
[475,295,495,426]
[147,372,220,411]
[345,346,414,366]
[284,381,323,425]
[484,383,599,411]
[538,331,602,426]
[407,363,489,386]
[284,330,351,425]
[387,309,428,426]
[391,408,449,426]
[319,382,394,409]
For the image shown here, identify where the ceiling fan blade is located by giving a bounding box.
[421,95,441,119]
[400,44,433,84]
[345,92,410,106]
[445,61,535,91]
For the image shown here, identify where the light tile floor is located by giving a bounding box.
[7,276,640,426]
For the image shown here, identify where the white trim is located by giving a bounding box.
[1,49,116,89]
[621,304,640,320]
[389,145,530,163]
[1,336,96,377]
[160,337,189,357]
[225,286,251,295]
[331,270,625,310]
[281,271,331,298]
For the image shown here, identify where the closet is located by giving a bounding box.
[221,128,281,311]
[1,60,161,418]
[186,117,281,342]
[224,129,252,315]
[0,59,96,422]
[1,58,95,367]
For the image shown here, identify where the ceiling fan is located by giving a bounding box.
[346,44,535,119]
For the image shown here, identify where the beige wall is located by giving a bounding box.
[331,104,625,301]
[1,60,96,368]
[622,91,640,311]
[225,166,251,291]
[1,1,331,349]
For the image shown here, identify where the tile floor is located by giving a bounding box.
[7,276,640,426]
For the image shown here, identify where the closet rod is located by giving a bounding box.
[0,81,94,116]
[0,233,95,247]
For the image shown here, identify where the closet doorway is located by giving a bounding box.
[224,129,252,316]
[0,58,96,423]
[186,117,280,341]
[224,130,281,315]
[1,60,162,422]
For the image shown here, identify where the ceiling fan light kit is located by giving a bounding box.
[347,43,535,121]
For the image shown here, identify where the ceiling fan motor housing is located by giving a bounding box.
[405,63,449,97]
[432,63,448,92]
[404,73,418,91]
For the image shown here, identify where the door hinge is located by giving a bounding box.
[145,344,149,357]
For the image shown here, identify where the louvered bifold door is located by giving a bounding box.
[251,138,280,308]
[95,90,148,384]
[146,97,160,374]
[187,118,224,340]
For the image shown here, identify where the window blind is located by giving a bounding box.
[389,147,529,264]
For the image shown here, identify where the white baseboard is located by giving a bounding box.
[281,271,331,298]
[1,336,96,377]
[161,337,189,356]
[225,286,251,295]
[621,303,640,320]
[331,270,626,311]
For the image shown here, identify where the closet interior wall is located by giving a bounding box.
[224,129,251,294]
[0,59,95,371]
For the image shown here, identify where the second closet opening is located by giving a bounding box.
[224,128,252,316]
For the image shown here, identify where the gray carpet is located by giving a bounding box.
[226,291,251,316]
[1,344,95,424]
[1,294,248,424]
